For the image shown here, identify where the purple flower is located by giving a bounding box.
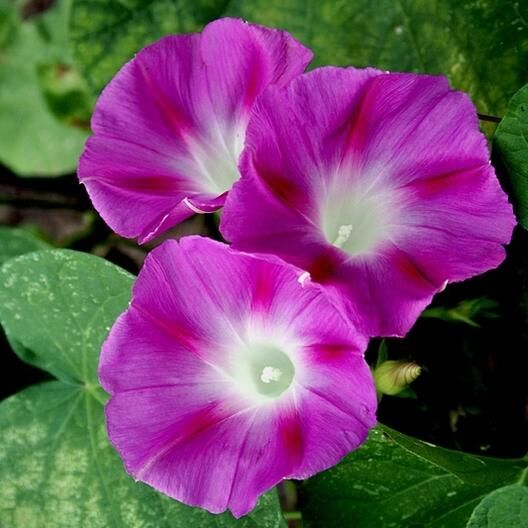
[221,67,516,337]
[99,236,376,517]
[78,18,312,243]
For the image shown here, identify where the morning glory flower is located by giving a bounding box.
[78,18,312,243]
[220,67,516,337]
[99,236,376,517]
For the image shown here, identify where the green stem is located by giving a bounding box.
[283,511,302,521]
[517,465,528,486]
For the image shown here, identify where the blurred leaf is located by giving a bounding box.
[392,386,418,400]
[466,484,528,527]
[422,297,499,327]
[36,62,92,126]
[301,426,528,528]
[0,0,90,176]
[0,250,286,527]
[494,83,528,229]
[0,0,17,48]
[0,227,50,265]
[71,0,528,115]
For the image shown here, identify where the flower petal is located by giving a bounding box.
[222,67,382,231]
[200,18,313,122]
[341,74,491,185]
[221,67,515,337]
[398,164,515,282]
[79,18,312,243]
[101,237,376,516]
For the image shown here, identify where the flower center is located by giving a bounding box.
[260,366,283,383]
[231,341,295,400]
[332,224,354,248]
[249,344,295,398]
[320,177,398,256]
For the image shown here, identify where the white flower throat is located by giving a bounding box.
[231,341,295,400]
[179,121,246,196]
[320,175,399,256]
[250,344,295,398]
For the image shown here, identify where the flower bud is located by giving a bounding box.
[373,360,422,396]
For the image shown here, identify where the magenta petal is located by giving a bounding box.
[200,18,313,121]
[78,18,312,243]
[100,237,376,517]
[221,67,516,337]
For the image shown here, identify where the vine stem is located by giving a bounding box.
[478,113,502,123]
[283,511,302,520]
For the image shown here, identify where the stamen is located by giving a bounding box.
[333,224,353,248]
[260,366,283,384]
[298,271,310,286]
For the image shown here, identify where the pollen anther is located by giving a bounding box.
[333,224,354,248]
[260,366,283,384]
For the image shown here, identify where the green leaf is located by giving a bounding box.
[0,250,133,385]
[0,250,286,527]
[0,0,90,176]
[494,84,528,229]
[232,0,528,117]
[0,0,17,48]
[422,297,499,328]
[0,382,285,527]
[70,0,231,95]
[466,484,528,528]
[0,228,50,266]
[301,427,528,528]
[71,0,528,115]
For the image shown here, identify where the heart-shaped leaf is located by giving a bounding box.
[301,426,528,527]
[0,250,285,527]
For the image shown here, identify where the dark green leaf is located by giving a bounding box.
[70,0,230,94]
[0,250,286,527]
[466,484,528,528]
[71,0,528,115]
[422,297,499,328]
[494,84,528,229]
[301,427,528,528]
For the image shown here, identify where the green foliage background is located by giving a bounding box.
[0,0,528,526]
